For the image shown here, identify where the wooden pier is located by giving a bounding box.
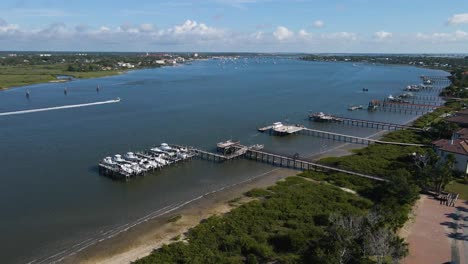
[187,145,249,162]
[380,100,440,109]
[242,148,387,182]
[298,128,426,147]
[332,116,424,131]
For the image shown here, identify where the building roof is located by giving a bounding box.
[456,109,468,116]
[433,139,468,155]
[456,128,468,139]
[447,115,468,125]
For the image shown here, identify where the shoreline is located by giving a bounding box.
[61,114,425,264]
[0,71,126,91]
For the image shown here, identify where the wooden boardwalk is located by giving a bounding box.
[332,116,424,131]
[184,143,388,182]
[299,128,427,147]
[243,148,388,182]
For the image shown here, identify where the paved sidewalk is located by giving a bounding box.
[403,195,466,264]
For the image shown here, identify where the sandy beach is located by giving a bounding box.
[64,117,422,264]
[64,167,299,264]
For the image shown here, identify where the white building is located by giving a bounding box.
[433,128,468,173]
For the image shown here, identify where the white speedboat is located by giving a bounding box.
[102,157,118,166]
[123,152,140,162]
[130,163,145,174]
[113,154,127,163]
[119,164,134,175]
[177,152,188,159]
[150,147,164,153]
[160,143,173,152]
[135,158,150,170]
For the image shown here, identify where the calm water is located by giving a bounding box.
[0,58,448,263]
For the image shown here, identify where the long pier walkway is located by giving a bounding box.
[243,148,388,182]
[299,128,426,147]
[182,142,388,182]
[332,116,424,131]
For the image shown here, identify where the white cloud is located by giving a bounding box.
[298,29,311,38]
[374,31,392,41]
[99,26,110,33]
[273,26,293,40]
[447,13,468,25]
[0,18,18,33]
[167,20,223,38]
[312,20,324,28]
[139,23,155,32]
[415,30,468,43]
[323,32,358,41]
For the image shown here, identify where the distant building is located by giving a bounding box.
[155,60,165,65]
[39,54,52,57]
[8,53,17,57]
[117,62,135,68]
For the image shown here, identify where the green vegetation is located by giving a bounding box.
[301,54,468,70]
[135,97,468,264]
[445,179,468,200]
[440,68,468,98]
[0,52,200,89]
[136,176,410,264]
[0,64,122,89]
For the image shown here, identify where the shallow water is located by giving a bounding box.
[0,57,448,263]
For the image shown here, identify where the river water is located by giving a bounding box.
[0,57,448,263]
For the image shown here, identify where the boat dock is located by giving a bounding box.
[331,116,424,131]
[258,122,305,135]
[298,128,426,147]
[260,122,426,147]
[99,139,389,183]
[98,144,197,180]
[380,101,441,110]
[242,148,387,182]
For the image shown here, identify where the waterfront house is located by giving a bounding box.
[433,131,468,173]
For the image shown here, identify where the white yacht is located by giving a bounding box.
[102,157,117,166]
[160,143,173,152]
[177,152,188,159]
[113,154,127,163]
[119,164,134,175]
[123,152,140,162]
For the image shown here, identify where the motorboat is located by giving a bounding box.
[160,143,173,152]
[310,112,335,122]
[119,164,134,175]
[123,152,140,162]
[113,154,127,163]
[177,152,188,159]
[102,157,118,167]
[348,105,363,111]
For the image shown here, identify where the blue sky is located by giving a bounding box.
[0,0,467,52]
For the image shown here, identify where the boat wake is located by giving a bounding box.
[0,98,121,117]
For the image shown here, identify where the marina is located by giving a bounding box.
[99,143,196,180]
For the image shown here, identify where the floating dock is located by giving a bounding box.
[259,122,426,147]
[258,122,305,135]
